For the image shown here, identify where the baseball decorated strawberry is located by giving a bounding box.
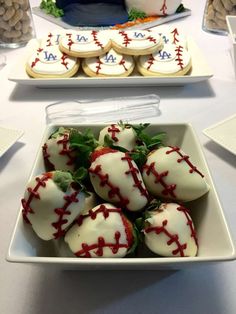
[142,202,198,257]
[65,203,137,258]
[42,127,98,172]
[89,147,149,211]
[142,146,210,202]
[21,170,85,240]
[98,122,137,151]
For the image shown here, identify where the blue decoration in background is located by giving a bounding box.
[56,0,129,26]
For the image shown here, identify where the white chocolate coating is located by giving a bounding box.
[43,132,76,172]
[65,203,133,257]
[22,174,85,241]
[83,48,134,76]
[142,146,210,202]
[138,44,191,75]
[27,45,78,75]
[144,202,198,257]
[89,150,148,211]
[125,0,182,16]
[98,124,137,150]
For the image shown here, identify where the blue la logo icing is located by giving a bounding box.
[104,53,117,64]
[43,51,58,62]
[76,34,89,43]
[158,50,172,60]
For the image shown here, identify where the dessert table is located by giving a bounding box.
[1,0,236,313]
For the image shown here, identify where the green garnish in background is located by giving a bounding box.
[128,8,147,21]
[40,0,64,18]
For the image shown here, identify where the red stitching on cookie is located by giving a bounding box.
[119,31,132,47]
[171,28,180,45]
[174,46,184,69]
[91,30,104,48]
[147,36,157,44]
[66,33,74,51]
[119,58,128,71]
[166,146,204,177]
[147,55,155,70]
[143,162,176,198]
[95,57,103,74]
[31,58,40,68]
[61,53,69,69]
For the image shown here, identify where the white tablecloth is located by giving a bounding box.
[1,1,236,313]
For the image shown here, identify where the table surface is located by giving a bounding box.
[1,1,236,313]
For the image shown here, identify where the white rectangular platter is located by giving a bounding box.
[7,123,235,270]
[8,38,213,88]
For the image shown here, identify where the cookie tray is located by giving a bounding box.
[8,37,213,88]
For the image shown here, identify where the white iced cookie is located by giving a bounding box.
[82,48,134,77]
[143,202,198,257]
[137,44,191,76]
[42,128,76,172]
[156,25,188,48]
[65,203,135,258]
[98,124,137,150]
[21,171,85,241]
[125,0,182,16]
[59,30,112,58]
[111,29,163,56]
[142,146,210,202]
[40,29,68,47]
[89,147,149,211]
[26,45,79,78]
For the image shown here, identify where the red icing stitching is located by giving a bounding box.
[89,164,129,208]
[119,31,132,47]
[75,204,132,257]
[31,57,40,68]
[175,46,184,69]
[42,143,56,170]
[147,55,155,70]
[119,58,128,71]
[91,30,103,48]
[57,133,76,166]
[144,219,187,257]
[108,124,120,142]
[61,53,69,69]
[77,204,122,226]
[171,28,180,45]
[143,162,176,198]
[21,174,50,223]
[52,191,79,239]
[66,34,74,51]
[46,33,53,46]
[177,205,198,246]
[147,36,157,44]
[166,146,204,177]
[160,0,167,15]
[122,154,149,199]
[96,58,103,74]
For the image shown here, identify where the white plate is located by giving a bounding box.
[0,127,24,158]
[203,114,236,155]
[8,37,213,88]
[7,123,235,270]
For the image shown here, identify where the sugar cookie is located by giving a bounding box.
[40,29,68,47]
[156,25,188,48]
[111,29,163,56]
[26,45,79,78]
[137,44,191,76]
[82,48,134,77]
[59,30,112,58]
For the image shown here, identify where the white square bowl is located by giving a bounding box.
[226,15,236,77]
[7,123,236,270]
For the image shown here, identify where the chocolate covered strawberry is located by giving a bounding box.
[89,147,149,211]
[98,123,137,151]
[42,127,98,172]
[142,146,210,202]
[21,170,85,240]
[143,202,198,257]
[65,203,136,258]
